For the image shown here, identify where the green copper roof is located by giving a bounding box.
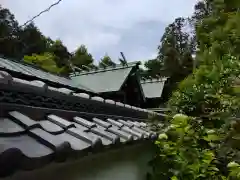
[70,63,139,93]
[140,78,167,98]
[0,57,95,93]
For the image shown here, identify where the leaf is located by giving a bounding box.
[171,176,178,180]
[203,134,220,142]
[227,161,240,168]
[208,167,219,172]
[232,134,240,140]
[158,133,168,140]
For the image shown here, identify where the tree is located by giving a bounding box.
[71,45,94,69]
[157,17,194,88]
[166,0,240,178]
[19,23,49,56]
[24,52,66,75]
[49,39,70,67]
[99,54,116,68]
[151,1,240,179]
[144,59,163,78]
[0,5,21,58]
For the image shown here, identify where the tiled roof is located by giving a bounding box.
[0,68,162,177]
[141,78,168,99]
[0,70,159,119]
[70,63,140,93]
[0,57,95,93]
[0,108,156,177]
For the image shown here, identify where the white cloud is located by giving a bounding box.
[1,0,197,62]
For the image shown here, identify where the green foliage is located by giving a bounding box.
[0,5,21,58]
[141,17,195,96]
[150,0,240,179]
[150,114,240,180]
[150,114,226,180]
[48,39,70,68]
[71,45,94,69]
[20,23,50,56]
[99,54,116,68]
[227,162,240,179]
[141,17,194,83]
[158,17,194,78]
[169,54,240,117]
[24,52,67,75]
[144,59,163,78]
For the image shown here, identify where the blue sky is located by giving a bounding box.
[2,0,197,62]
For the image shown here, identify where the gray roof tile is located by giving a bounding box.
[56,88,73,95]
[73,93,90,99]
[29,128,70,151]
[120,126,144,139]
[47,115,75,129]
[91,96,104,102]
[118,119,134,128]
[0,118,25,135]
[12,78,47,92]
[0,110,155,177]
[92,118,112,129]
[0,135,53,157]
[90,126,120,144]
[107,126,133,142]
[57,132,91,151]
[73,117,96,129]
[85,131,112,146]
[39,120,64,135]
[105,99,115,104]
[67,127,101,146]
[0,71,12,84]
[9,111,39,129]
[116,102,124,107]
[125,104,131,109]
[107,118,124,128]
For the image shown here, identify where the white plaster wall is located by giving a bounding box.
[1,143,154,180]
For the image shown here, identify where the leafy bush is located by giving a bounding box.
[149,114,240,180]
[169,54,240,117]
[150,114,225,179]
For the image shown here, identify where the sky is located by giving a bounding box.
[2,0,197,63]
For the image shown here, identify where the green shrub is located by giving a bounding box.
[150,114,240,180]
[168,54,240,120]
[150,114,226,180]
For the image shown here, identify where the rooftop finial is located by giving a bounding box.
[120,52,128,67]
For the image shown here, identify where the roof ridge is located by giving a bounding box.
[141,77,168,84]
[70,62,140,77]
